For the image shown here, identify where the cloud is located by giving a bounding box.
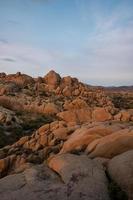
[0,39,8,44]
[1,58,16,62]
[67,1,133,85]
[0,41,66,76]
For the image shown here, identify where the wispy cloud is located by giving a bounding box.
[1,57,16,62]
[0,39,8,44]
[0,41,66,76]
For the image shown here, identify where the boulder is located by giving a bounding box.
[61,76,73,87]
[43,103,59,115]
[62,86,72,96]
[0,155,16,177]
[57,108,92,124]
[92,107,112,122]
[120,110,131,121]
[0,161,110,200]
[38,123,50,134]
[108,150,133,200]
[60,125,116,154]
[48,153,110,199]
[87,129,133,158]
[53,127,70,140]
[44,70,61,89]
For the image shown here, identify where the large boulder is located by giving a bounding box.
[44,70,61,89]
[108,150,133,200]
[60,125,116,154]
[57,108,92,124]
[92,107,112,122]
[0,160,110,200]
[61,76,73,87]
[48,153,110,199]
[87,129,133,158]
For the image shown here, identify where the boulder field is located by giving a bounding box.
[0,70,132,199]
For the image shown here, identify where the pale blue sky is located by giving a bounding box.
[0,0,133,86]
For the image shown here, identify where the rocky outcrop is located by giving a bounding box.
[0,120,132,178]
[0,159,110,200]
[114,110,132,121]
[4,72,34,87]
[60,125,116,154]
[0,70,133,199]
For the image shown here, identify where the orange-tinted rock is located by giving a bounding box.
[44,70,61,89]
[60,125,116,154]
[62,86,72,96]
[57,108,92,124]
[39,134,48,146]
[43,103,59,115]
[92,107,112,122]
[0,155,16,176]
[121,110,131,121]
[114,110,131,122]
[73,89,80,96]
[61,76,73,86]
[0,158,9,174]
[50,121,59,131]
[15,136,30,146]
[53,127,69,140]
[38,123,50,134]
[114,112,122,121]
[7,72,34,86]
[88,129,133,158]
[64,98,88,110]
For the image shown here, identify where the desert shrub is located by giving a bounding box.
[22,116,50,131]
[0,111,54,148]
[112,95,133,109]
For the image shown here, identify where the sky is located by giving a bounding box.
[0,0,133,86]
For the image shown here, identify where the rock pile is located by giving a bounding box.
[0,70,132,199]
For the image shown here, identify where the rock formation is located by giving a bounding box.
[0,70,132,199]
